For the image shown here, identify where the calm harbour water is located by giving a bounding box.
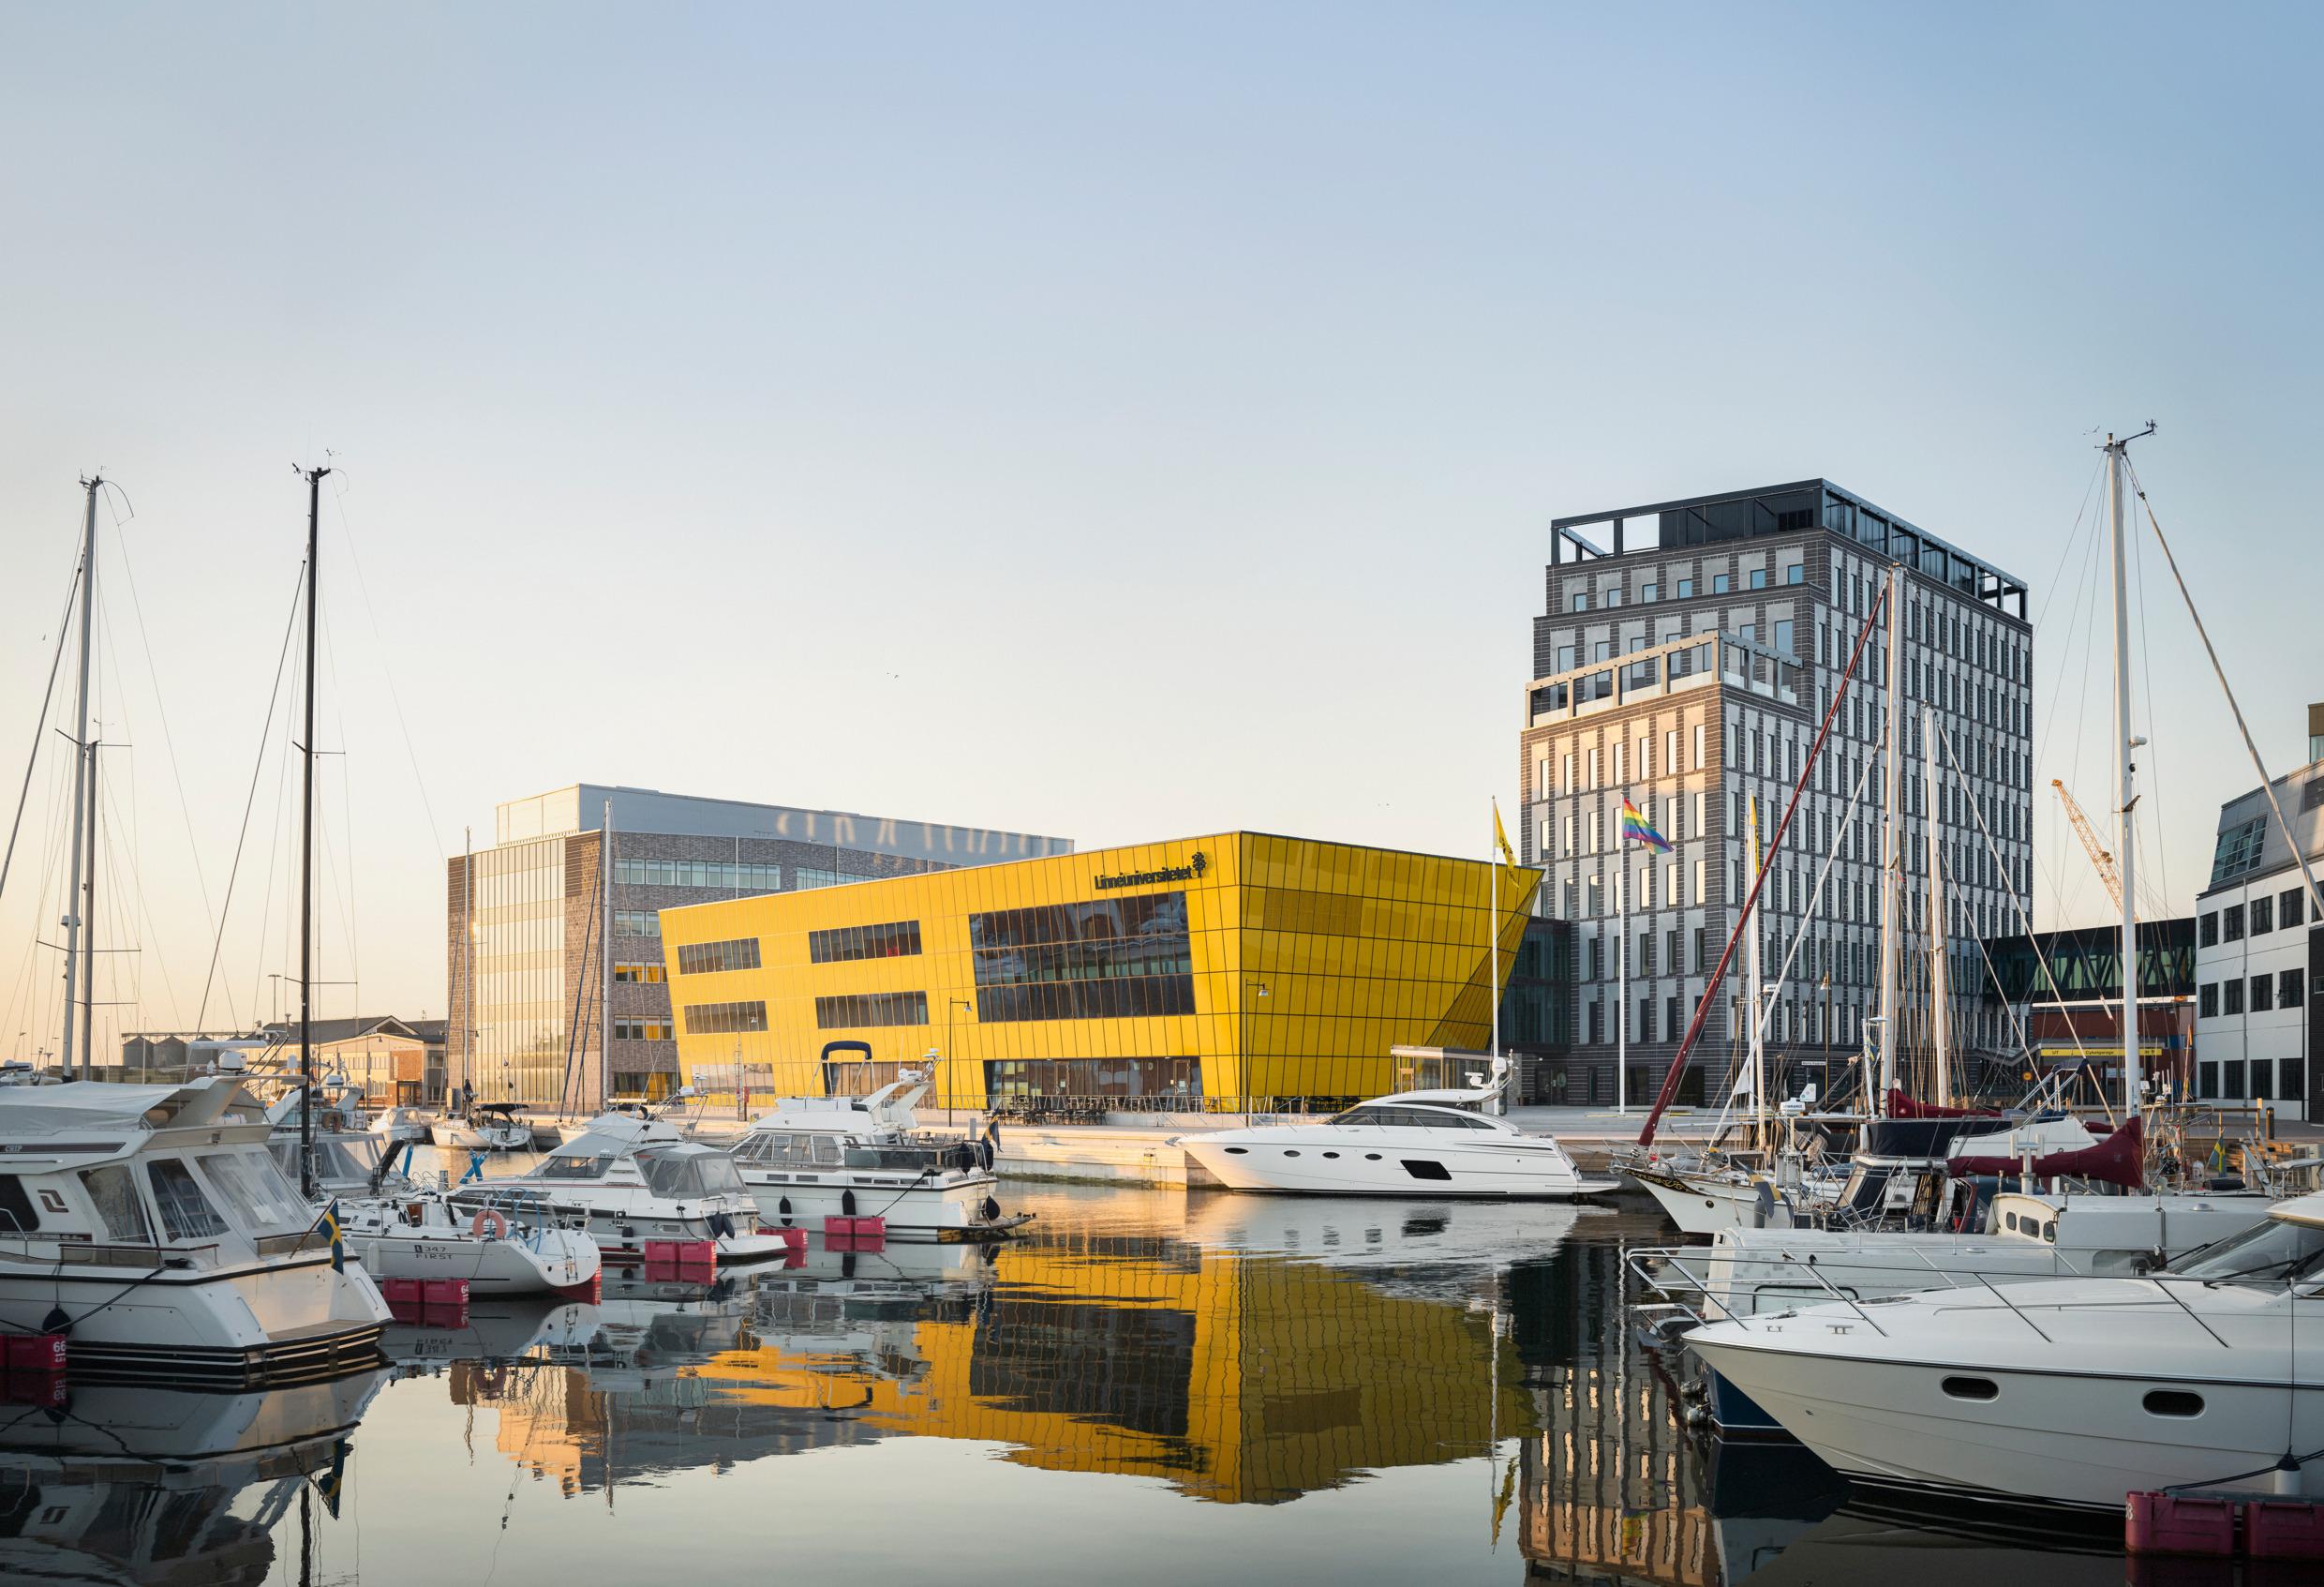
[4,1178,2134,1586]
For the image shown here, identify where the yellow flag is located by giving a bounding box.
[1491,801,1515,866]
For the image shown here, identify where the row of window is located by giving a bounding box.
[810,919,922,964]
[615,858,782,892]
[2200,887,2308,945]
[613,1017,673,1041]
[614,908,661,937]
[968,893,1189,951]
[814,992,929,1029]
[613,961,665,983]
[795,866,882,891]
[686,1000,770,1034]
[1570,562,1807,613]
[977,975,1198,1024]
[2196,1057,2308,1103]
[2199,968,2306,1018]
[678,936,763,976]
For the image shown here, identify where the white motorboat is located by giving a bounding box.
[454,1112,788,1264]
[729,1077,1027,1242]
[369,1104,436,1145]
[1175,1089,1616,1199]
[0,1077,390,1384]
[430,1101,534,1151]
[1679,1187,2275,1317]
[1681,1189,2324,1511]
[271,1097,605,1298]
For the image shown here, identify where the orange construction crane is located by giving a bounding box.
[2051,778,2122,911]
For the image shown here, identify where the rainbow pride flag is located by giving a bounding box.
[1618,798,1671,852]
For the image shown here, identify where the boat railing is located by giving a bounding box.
[0,1236,230,1270]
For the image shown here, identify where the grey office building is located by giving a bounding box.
[446,785,1072,1108]
[1519,480,2034,1105]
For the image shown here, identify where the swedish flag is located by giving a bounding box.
[315,1200,345,1272]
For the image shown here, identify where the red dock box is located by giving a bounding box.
[422,1279,470,1309]
[823,1216,886,1240]
[642,1238,716,1280]
[775,1226,808,1254]
[2245,1499,2324,1561]
[2126,1492,2237,1556]
[3,1335,66,1373]
[381,1278,424,1308]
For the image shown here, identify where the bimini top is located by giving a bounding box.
[0,1076,257,1138]
[549,1112,688,1160]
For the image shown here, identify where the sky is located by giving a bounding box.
[2,3,2318,1052]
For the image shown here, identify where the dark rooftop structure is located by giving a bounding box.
[1549,478,2029,618]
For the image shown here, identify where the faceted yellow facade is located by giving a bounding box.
[659,831,1540,1110]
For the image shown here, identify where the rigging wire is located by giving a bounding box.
[1935,719,2108,1106]
[330,474,448,861]
[194,563,306,1032]
[2124,457,2324,921]
[0,561,82,913]
[110,504,234,1026]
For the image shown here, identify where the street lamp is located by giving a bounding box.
[1241,980,1270,1126]
[946,998,974,1127]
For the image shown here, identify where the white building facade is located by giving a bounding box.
[2193,723,2324,1120]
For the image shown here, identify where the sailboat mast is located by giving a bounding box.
[300,465,329,1197]
[601,800,614,1113]
[1875,567,1903,1107]
[83,739,98,1077]
[60,477,99,1077]
[1747,794,1764,1148]
[1924,706,1951,1105]
[2107,432,2144,1112]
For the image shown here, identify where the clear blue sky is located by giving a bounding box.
[2,3,2317,1040]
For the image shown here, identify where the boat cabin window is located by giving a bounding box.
[79,1165,151,1242]
[1328,1105,1491,1130]
[737,1133,838,1170]
[541,1154,615,1181]
[2168,1218,2324,1287]
[146,1159,231,1240]
[844,1144,946,1174]
[196,1150,311,1237]
[0,1177,37,1235]
[641,1150,748,1200]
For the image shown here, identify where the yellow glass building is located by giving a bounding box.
[660,831,1541,1111]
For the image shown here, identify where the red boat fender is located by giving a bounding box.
[4,1335,66,1373]
[2125,1491,2236,1556]
[2246,1498,2324,1561]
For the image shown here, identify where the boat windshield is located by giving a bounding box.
[195,1149,313,1237]
[641,1150,748,1200]
[540,1154,615,1181]
[1324,1105,1493,1130]
[276,1136,387,1185]
[2168,1217,2324,1287]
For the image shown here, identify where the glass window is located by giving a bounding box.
[2199,912,2218,946]
[196,1151,310,1236]
[677,937,766,975]
[2284,967,2305,1009]
[2224,906,2244,941]
[2170,1216,2324,1286]
[146,1159,230,1240]
[1750,568,1768,590]
[0,1177,38,1235]
[808,921,922,965]
[1676,578,1693,598]
[1571,592,1587,612]
[2198,982,2218,1018]
[1640,582,1658,603]
[79,1165,150,1242]
[812,992,927,1029]
[1712,573,1732,594]
[2252,976,2274,1012]
[2283,888,2306,927]
[1784,563,1804,584]
[540,1154,615,1180]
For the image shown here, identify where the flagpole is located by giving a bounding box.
[1617,846,1627,1116]
[1489,799,1501,1112]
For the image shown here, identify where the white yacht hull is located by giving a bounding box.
[345,1220,601,1295]
[1687,1332,2324,1511]
[429,1122,529,1151]
[739,1171,1006,1241]
[0,1254,390,1385]
[1628,1166,1789,1235]
[1179,1126,1612,1199]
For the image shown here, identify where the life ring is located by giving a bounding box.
[469,1206,510,1240]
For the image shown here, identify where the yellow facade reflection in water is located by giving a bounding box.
[660,831,1541,1110]
[464,1195,1537,1506]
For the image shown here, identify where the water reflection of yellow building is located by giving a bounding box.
[701,1229,1536,1505]
[465,1204,1536,1505]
